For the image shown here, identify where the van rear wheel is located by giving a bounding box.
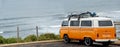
[84,38,93,46]
[63,35,70,44]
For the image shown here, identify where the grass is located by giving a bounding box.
[6,37,17,44]
[38,33,60,41]
[24,35,37,42]
[118,38,120,40]
[0,33,60,44]
[116,37,120,40]
[0,36,5,44]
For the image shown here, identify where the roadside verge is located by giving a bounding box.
[0,40,62,47]
[0,40,119,47]
[112,41,120,45]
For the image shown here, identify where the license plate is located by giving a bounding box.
[102,34,110,37]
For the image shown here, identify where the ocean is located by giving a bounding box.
[0,0,120,38]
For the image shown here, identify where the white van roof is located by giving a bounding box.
[80,17,111,20]
[63,17,112,21]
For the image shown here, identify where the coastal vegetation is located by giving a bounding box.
[1,33,119,44]
[0,33,60,44]
[118,38,120,40]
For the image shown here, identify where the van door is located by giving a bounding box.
[69,21,80,39]
[80,20,93,39]
[97,20,116,39]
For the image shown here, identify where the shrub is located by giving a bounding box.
[24,35,37,42]
[39,33,60,40]
[6,37,17,44]
[0,36,5,44]
[0,33,60,44]
[118,38,120,40]
[0,36,23,44]
[55,35,60,40]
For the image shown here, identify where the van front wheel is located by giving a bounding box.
[63,35,70,44]
[84,38,93,46]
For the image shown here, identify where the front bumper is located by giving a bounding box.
[95,39,118,42]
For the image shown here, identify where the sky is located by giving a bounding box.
[0,0,64,18]
[0,0,120,17]
[63,0,120,12]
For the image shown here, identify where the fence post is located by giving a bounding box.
[36,26,39,41]
[17,26,20,43]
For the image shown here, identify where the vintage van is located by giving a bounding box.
[60,17,118,46]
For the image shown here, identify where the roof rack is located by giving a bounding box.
[67,11,97,21]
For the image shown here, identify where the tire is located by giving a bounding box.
[102,42,110,46]
[84,38,93,46]
[63,35,70,44]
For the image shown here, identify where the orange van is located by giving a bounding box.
[60,17,118,46]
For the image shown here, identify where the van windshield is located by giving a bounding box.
[99,21,113,26]
[62,21,68,26]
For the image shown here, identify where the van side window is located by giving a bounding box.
[62,21,68,26]
[81,21,92,26]
[70,21,80,26]
[99,21,112,26]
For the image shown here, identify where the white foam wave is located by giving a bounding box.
[0,31,4,34]
[111,11,120,13]
[49,25,61,28]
